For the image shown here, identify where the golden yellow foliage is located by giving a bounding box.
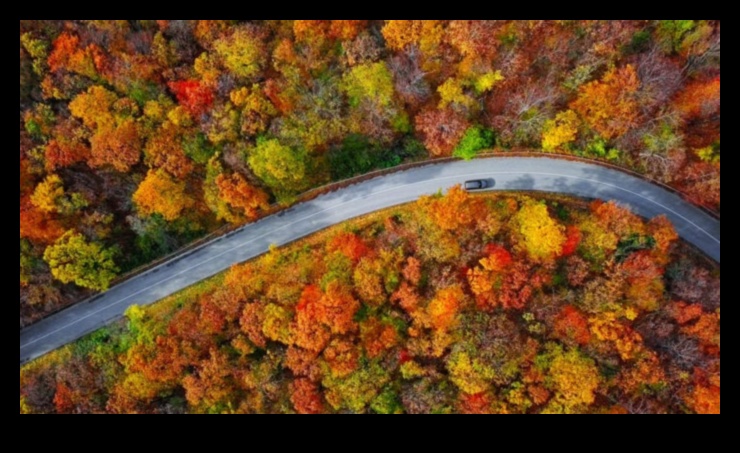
[400,361,425,380]
[647,215,679,260]
[167,106,193,128]
[473,70,504,94]
[213,26,267,79]
[589,312,645,361]
[262,303,293,344]
[417,185,484,231]
[68,85,117,130]
[381,20,423,50]
[547,347,601,412]
[447,350,496,394]
[143,100,169,121]
[515,201,566,262]
[578,218,618,259]
[132,170,194,221]
[215,172,270,221]
[31,174,65,213]
[381,20,444,73]
[20,397,32,415]
[542,110,580,152]
[437,78,474,110]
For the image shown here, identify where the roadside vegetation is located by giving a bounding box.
[20,190,720,414]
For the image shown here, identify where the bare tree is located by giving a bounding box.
[387,46,431,111]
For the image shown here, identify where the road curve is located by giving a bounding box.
[20,157,720,364]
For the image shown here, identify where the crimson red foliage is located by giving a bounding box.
[560,225,582,257]
[168,80,214,118]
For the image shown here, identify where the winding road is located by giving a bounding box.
[20,157,720,364]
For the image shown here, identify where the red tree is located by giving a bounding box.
[290,378,325,414]
[168,80,214,118]
[554,305,591,346]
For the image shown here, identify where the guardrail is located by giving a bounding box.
[20,150,719,329]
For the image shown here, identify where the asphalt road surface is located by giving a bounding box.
[20,157,720,364]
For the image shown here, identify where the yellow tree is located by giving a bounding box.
[353,256,386,306]
[381,20,423,51]
[30,174,65,213]
[203,155,243,224]
[213,25,268,80]
[446,350,496,394]
[647,215,678,263]
[318,281,360,336]
[43,230,118,291]
[230,85,277,138]
[514,200,566,263]
[416,185,486,231]
[68,85,117,130]
[341,61,395,108]
[466,245,512,308]
[437,78,476,111]
[427,285,464,332]
[540,345,602,413]
[30,174,87,216]
[541,110,580,152]
[69,84,143,173]
[381,20,445,73]
[132,170,194,221]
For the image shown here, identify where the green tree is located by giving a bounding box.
[213,25,268,79]
[43,230,118,291]
[247,137,313,200]
[453,126,495,160]
[20,239,41,286]
[20,32,49,76]
[327,134,402,180]
[341,61,395,108]
[183,132,218,165]
[322,361,390,413]
[655,20,696,53]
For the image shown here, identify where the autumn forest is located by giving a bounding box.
[20,20,719,326]
[20,190,720,413]
[20,20,719,414]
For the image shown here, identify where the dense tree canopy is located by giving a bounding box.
[19,19,720,330]
[42,230,118,291]
[132,170,194,221]
[247,137,314,200]
[21,190,719,414]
